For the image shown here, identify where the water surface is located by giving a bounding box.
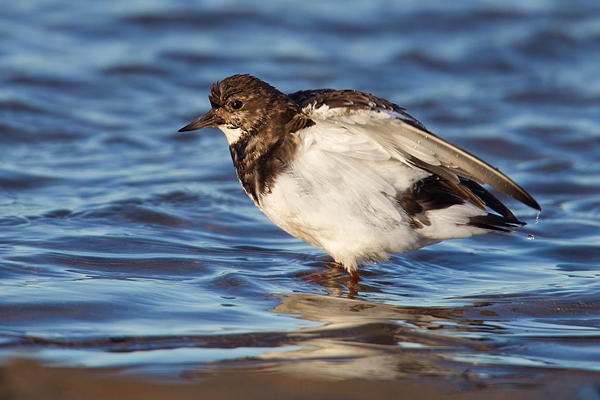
[1,0,600,381]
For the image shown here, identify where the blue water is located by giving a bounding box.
[1,0,600,380]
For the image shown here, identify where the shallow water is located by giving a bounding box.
[1,0,600,381]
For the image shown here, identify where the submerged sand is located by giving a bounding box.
[1,359,598,400]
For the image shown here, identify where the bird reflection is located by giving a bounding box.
[254,293,503,380]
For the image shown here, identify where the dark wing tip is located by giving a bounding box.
[400,176,533,231]
[519,193,542,211]
[468,214,526,233]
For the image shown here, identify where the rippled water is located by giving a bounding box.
[1,0,600,381]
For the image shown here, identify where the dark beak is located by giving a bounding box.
[178,109,223,132]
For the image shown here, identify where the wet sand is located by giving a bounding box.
[1,360,597,400]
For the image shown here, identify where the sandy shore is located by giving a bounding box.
[1,360,598,400]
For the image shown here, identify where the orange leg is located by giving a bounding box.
[331,262,361,285]
[349,269,361,285]
[331,263,345,271]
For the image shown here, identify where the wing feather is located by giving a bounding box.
[381,111,540,210]
[292,90,540,211]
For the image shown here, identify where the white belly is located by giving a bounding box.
[257,150,430,270]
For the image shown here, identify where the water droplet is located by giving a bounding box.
[535,211,541,224]
[527,234,535,241]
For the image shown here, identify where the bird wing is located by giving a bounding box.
[289,89,541,211]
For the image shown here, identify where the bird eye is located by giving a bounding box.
[231,100,243,110]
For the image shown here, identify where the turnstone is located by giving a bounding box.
[179,74,541,283]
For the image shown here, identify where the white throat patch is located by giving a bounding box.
[218,126,243,145]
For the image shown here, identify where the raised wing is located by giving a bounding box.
[289,89,541,211]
